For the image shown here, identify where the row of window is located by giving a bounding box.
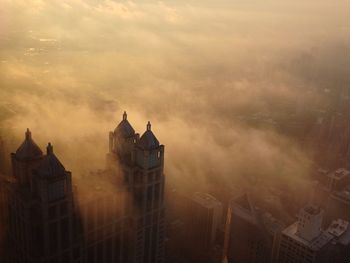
[86,234,128,263]
[48,202,69,220]
[81,196,128,232]
[131,171,162,185]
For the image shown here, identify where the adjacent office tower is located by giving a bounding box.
[107,112,165,263]
[224,194,283,263]
[278,205,332,263]
[3,129,81,263]
[184,192,223,261]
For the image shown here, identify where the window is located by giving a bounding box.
[62,252,70,262]
[60,202,68,216]
[147,186,153,200]
[97,242,103,261]
[49,206,57,220]
[49,222,58,253]
[154,184,160,207]
[87,247,95,263]
[124,172,129,183]
[48,180,67,201]
[149,152,158,167]
[61,218,69,249]
[73,247,80,260]
[135,189,144,207]
[106,238,112,262]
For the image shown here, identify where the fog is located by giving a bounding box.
[1,0,350,217]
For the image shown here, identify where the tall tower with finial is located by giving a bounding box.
[108,113,165,263]
[134,120,165,263]
[5,134,82,263]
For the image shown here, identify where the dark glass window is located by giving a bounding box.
[147,186,153,209]
[60,202,68,216]
[61,218,69,249]
[49,222,58,253]
[49,206,56,220]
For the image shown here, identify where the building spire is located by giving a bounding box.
[25,128,32,140]
[147,121,151,131]
[123,111,127,121]
[47,143,53,155]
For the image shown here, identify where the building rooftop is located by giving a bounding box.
[303,205,321,216]
[262,212,284,236]
[333,186,350,203]
[337,226,350,246]
[326,219,350,246]
[283,222,333,251]
[192,192,222,209]
[317,168,329,175]
[327,168,350,180]
[231,194,284,237]
[234,193,251,211]
[327,219,349,238]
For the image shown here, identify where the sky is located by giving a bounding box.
[1,0,350,213]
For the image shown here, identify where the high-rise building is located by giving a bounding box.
[107,112,165,263]
[76,170,130,263]
[164,191,223,263]
[224,194,283,263]
[325,185,350,225]
[278,204,350,263]
[326,169,350,192]
[312,168,350,225]
[278,205,330,263]
[1,129,82,263]
[184,192,223,258]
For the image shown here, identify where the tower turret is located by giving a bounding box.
[136,121,163,169]
[32,143,72,202]
[11,129,44,185]
[15,128,43,160]
[108,111,139,166]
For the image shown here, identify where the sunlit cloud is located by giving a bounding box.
[1,0,350,218]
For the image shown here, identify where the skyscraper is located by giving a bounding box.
[278,205,332,263]
[107,112,165,263]
[2,129,82,263]
[183,192,223,262]
[224,194,283,263]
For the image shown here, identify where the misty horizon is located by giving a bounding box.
[1,1,350,262]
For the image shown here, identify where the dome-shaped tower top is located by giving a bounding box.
[35,143,66,177]
[114,111,135,138]
[15,129,43,160]
[137,121,160,150]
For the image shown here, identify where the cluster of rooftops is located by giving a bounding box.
[13,112,161,178]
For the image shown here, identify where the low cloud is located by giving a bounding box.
[1,0,350,218]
